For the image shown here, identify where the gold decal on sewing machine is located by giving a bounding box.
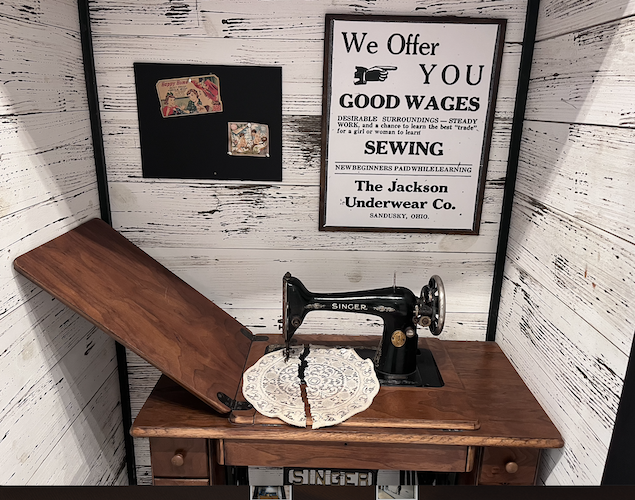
[391,330,406,347]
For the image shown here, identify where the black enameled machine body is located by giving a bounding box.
[282,273,446,386]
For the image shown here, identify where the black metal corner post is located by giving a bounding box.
[602,334,635,484]
[77,0,137,484]
[485,0,540,341]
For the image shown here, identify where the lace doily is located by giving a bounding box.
[242,345,307,427]
[303,346,379,429]
[242,345,380,429]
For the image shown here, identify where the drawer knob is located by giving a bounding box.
[171,452,185,467]
[505,461,519,474]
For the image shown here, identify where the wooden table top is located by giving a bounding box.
[12,219,562,450]
[132,335,564,449]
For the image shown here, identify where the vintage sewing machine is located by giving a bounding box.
[282,272,446,386]
[14,219,563,486]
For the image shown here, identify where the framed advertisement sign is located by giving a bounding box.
[319,15,506,233]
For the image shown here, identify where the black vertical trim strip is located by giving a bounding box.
[77,0,110,226]
[602,334,635,484]
[486,0,540,341]
[77,0,137,485]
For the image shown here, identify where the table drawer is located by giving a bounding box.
[221,440,471,472]
[150,437,209,479]
[478,447,540,485]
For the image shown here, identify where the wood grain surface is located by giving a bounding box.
[478,447,540,485]
[149,437,209,478]
[132,335,563,450]
[222,439,470,472]
[231,336,479,430]
[13,218,253,414]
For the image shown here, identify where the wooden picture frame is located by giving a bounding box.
[319,15,506,234]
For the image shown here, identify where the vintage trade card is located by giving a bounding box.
[156,74,222,118]
[228,122,270,157]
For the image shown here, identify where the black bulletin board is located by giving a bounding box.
[134,62,282,181]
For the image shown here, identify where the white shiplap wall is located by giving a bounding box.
[0,0,126,485]
[89,0,528,483]
[496,0,635,485]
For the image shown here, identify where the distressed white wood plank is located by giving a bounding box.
[0,328,118,484]
[90,0,528,43]
[93,34,322,115]
[126,349,162,486]
[126,351,158,487]
[492,43,523,122]
[126,350,161,419]
[136,465,153,485]
[0,0,124,486]
[101,112,511,185]
[0,113,96,218]
[92,35,520,117]
[0,17,87,116]
[526,16,635,127]
[537,450,562,485]
[498,267,627,443]
[131,438,151,469]
[31,370,126,485]
[0,188,100,322]
[497,268,629,484]
[89,0,202,34]
[504,1,635,487]
[115,466,129,485]
[506,192,635,356]
[140,247,494,313]
[0,295,99,414]
[0,188,98,255]
[108,181,503,253]
[0,0,79,32]
[536,0,635,41]
[517,121,635,243]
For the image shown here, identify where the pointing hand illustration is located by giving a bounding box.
[354,66,397,85]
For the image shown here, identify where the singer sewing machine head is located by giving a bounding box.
[282,272,446,386]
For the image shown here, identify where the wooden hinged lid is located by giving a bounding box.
[13,218,252,414]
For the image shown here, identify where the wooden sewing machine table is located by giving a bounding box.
[12,219,563,486]
[131,334,563,486]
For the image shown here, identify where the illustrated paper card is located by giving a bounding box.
[228,122,270,157]
[156,74,223,117]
